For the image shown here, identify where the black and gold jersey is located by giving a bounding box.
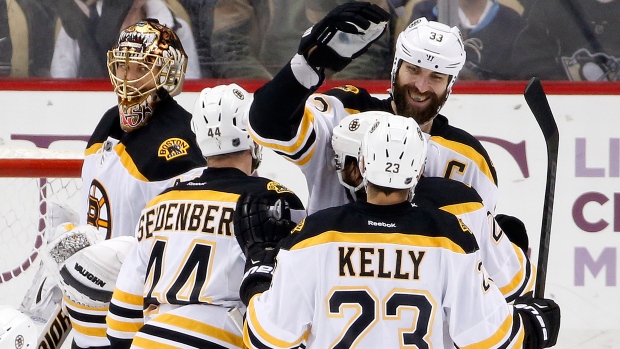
[80,94,207,240]
[245,201,529,348]
[107,167,305,346]
[414,177,534,302]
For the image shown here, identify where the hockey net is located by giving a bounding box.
[0,146,83,307]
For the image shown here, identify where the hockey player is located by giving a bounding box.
[247,3,498,216]
[332,111,534,302]
[105,84,305,349]
[237,114,560,348]
[81,18,207,241]
[33,19,209,349]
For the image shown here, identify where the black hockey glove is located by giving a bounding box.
[514,292,560,348]
[298,2,390,72]
[233,193,296,257]
[234,193,296,305]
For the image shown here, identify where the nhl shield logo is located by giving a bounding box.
[232,88,245,100]
[158,138,190,160]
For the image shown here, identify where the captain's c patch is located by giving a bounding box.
[158,138,189,160]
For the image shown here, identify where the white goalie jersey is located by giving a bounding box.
[80,99,207,240]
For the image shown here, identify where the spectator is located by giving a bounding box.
[176,0,217,77]
[202,0,392,79]
[0,0,10,77]
[409,0,525,80]
[50,0,201,79]
[209,0,272,78]
[4,0,57,77]
[511,0,620,81]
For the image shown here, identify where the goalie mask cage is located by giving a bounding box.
[0,147,83,307]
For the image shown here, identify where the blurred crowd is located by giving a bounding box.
[1,0,619,81]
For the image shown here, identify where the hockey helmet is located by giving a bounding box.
[332,112,382,198]
[107,19,188,131]
[391,17,465,97]
[0,305,37,349]
[359,113,428,190]
[192,84,262,167]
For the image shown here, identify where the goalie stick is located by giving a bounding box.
[524,77,559,298]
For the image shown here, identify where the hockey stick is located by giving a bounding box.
[524,77,559,298]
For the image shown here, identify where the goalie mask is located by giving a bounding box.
[359,113,428,191]
[331,112,381,200]
[391,17,465,103]
[192,84,262,172]
[107,19,188,132]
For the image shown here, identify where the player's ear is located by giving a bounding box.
[358,156,366,176]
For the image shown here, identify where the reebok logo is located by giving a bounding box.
[74,262,106,288]
[367,220,396,228]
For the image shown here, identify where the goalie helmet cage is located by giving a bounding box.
[0,147,83,298]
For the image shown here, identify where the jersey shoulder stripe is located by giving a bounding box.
[282,203,477,254]
[120,98,207,181]
[414,177,485,215]
[324,84,392,113]
[247,296,309,348]
[161,168,305,211]
[248,107,317,165]
[86,106,123,149]
[429,115,498,185]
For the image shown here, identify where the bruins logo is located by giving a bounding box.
[334,85,360,94]
[348,118,360,131]
[267,181,293,194]
[158,138,189,160]
[87,179,112,239]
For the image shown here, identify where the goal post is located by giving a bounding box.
[0,147,83,307]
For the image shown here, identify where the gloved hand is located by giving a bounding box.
[233,193,297,305]
[298,2,390,72]
[514,292,561,348]
[233,193,295,258]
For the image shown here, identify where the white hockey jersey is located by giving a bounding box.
[413,177,534,302]
[248,68,498,215]
[74,94,207,348]
[244,201,530,349]
[106,167,305,348]
[80,95,207,240]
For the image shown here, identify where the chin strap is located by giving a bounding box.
[338,170,365,202]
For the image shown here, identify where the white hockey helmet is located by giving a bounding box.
[0,305,37,349]
[360,113,428,190]
[332,112,383,197]
[391,17,465,95]
[192,84,261,162]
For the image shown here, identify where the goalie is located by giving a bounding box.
[42,223,134,349]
